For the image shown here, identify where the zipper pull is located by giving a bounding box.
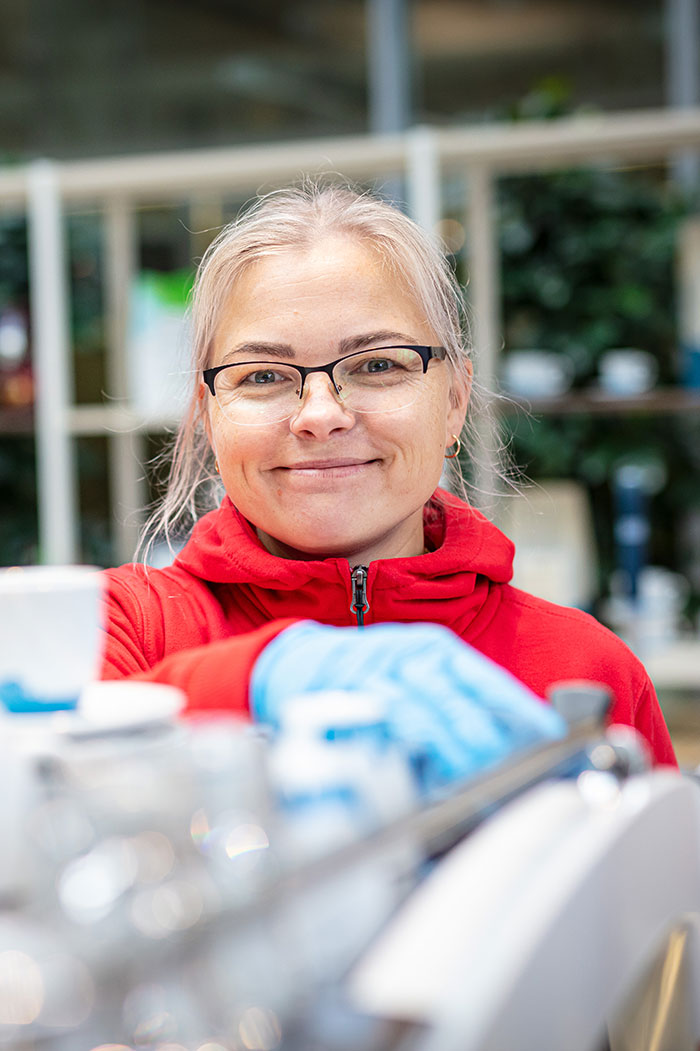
[350,565,370,628]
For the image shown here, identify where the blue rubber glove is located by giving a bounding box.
[251,621,566,791]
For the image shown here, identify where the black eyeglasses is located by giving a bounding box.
[203,345,447,426]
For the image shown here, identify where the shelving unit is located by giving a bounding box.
[0,407,33,435]
[3,107,700,564]
[500,387,700,417]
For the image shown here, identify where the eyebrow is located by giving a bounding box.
[221,331,422,364]
[221,341,295,364]
[340,331,421,354]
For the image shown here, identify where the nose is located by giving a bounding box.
[288,372,356,439]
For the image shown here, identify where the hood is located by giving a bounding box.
[174,489,515,634]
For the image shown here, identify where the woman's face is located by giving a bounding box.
[204,234,469,564]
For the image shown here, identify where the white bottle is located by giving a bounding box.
[268,691,420,986]
[275,690,417,830]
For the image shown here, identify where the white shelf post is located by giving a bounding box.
[406,125,441,234]
[104,197,147,564]
[465,163,502,513]
[27,160,79,564]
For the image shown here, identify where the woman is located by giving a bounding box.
[102,182,676,780]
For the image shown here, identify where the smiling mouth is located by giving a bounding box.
[281,457,378,469]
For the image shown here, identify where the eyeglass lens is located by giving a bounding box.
[212,347,429,425]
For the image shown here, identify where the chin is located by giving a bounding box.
[285,533,363,560]
[277,505,362,540]
[253,513,350,558]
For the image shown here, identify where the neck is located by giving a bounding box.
[256,519,426,565]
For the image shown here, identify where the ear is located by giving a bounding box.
[445,361,471,445]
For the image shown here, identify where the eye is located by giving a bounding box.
[353,356,398,375]
[365,357,394,373]
[248,369,280,385]
[236,366,294,387]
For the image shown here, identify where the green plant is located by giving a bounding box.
[500,165,686,385]
[494,83,698,607]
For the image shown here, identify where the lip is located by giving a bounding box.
[273,458,380,484]
[281,458,377,470]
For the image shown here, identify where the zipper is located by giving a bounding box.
[350,565,370,628]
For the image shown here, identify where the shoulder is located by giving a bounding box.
[104,561,198,610]
[103,562,227,661]
[478,584,652,713]
[503,584,646,669]
[482,585,681,763]
[498,584,616,636]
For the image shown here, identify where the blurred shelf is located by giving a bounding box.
[67,403,182,435]
[499,387,700,416]
[0,404,182,437]
[0,406,34,434]
[5,388,700,438]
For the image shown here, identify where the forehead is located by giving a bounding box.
[228,236,421,315]
[209,235,432,362]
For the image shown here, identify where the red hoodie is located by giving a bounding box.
[101,489,676,766]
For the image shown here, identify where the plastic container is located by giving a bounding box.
[599,349,657,396]
[275,691,417,831]
[501,351,573,398]
[0,565,103,712]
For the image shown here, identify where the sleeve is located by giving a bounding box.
[99,567,299,718]
[628,676,678,769]
[102,619,299,718]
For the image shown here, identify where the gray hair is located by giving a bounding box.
[140,180,489,560]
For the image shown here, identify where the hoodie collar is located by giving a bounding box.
[174,489,514,629]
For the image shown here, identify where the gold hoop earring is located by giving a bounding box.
[214,460,220,474]
[444,434,461,459]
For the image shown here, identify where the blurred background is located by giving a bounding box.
[1,0,700,750]
[0,0,675,157]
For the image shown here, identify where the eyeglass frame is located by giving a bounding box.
[202,344,448,406]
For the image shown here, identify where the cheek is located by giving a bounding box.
[417,389,452,453]
[209,416,229,464]
[211,419,282,506]
[422,395,453,471]
[389,400,449,493]
[209,418,247,483]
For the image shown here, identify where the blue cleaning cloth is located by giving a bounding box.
[251,621,566,791]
